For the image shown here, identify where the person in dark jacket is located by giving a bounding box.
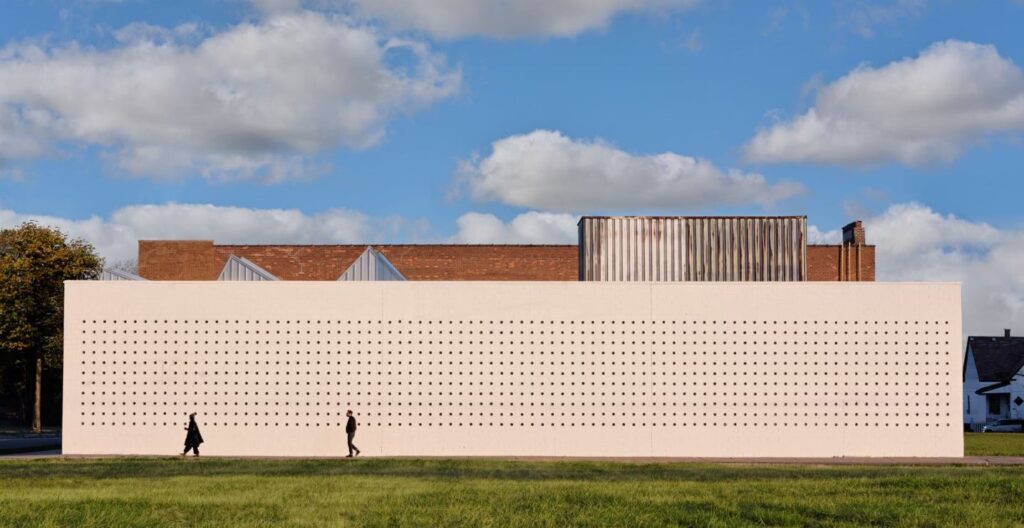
[182,413,203,456]
[345,410,360,457]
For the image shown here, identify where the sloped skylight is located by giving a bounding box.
[338,246,405,281]
[218,255,278,281]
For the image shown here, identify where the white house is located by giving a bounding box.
[963,330,1024,430]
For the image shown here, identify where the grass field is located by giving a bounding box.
[0,433,1022,527]
[965,432,1024,456]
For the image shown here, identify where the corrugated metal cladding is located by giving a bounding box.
[217,255,278,281]
[338,246,406,281]
[98,269,146,281]
[578,216,808,282]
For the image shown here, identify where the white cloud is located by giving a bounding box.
[813,203,1023,339]
[247,0,700,38]
[452,211,578,243]
[744,40,1024,166]
[835,0,927,39]
[0,11,460,181]
[867,203,1002,257]
[0,203,420,261]
[0,202,577,260]
[807,225,840,244]
[458,129,802,212]
[339,0,700,39]
[0,105,53,161]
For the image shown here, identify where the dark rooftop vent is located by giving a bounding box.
[842,221,866,245]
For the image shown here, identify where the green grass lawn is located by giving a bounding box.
[965,432,1024,456]
[1,456,1024,528]
[0,433,1020,527]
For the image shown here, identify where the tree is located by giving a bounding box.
[0,222,102,432]
[107,258,138,275]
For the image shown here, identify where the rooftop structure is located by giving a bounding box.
[133,216,874,282]
[138,242,579,281]
[218,255,278,281]
[578,216,808,281]
[338,246,406,281]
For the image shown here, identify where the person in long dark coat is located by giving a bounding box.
[182,413,203,456]
[345,410,360,457]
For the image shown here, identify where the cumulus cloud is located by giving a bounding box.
[807,224,841,244]
[452,211,578,243]
[0,203,420,261]
[458,129,802,212]
[0,11,460,181]
[1,202,580,262]
[744,40,1024,166]
[0,105,53,161]
[812,203,1023,339]
[335,0,700,39]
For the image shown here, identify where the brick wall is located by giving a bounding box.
[139,241,579,281]
[138,241,221,280]
[807,245,876,281]
[140,241,875,281]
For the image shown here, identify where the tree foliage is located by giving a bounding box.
[0,222,103,428]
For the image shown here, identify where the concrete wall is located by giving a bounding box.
[64,281,961,457]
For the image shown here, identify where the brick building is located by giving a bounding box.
[806,221,875,281]
[134,217,874,281]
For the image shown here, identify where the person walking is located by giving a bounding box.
[345,410,360,457]
[182,412,203,457]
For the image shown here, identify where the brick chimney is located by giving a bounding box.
[842,221,866,246]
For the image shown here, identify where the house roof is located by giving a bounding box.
[967,336,1024,382]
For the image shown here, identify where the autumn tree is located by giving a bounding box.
[0,222,102,432]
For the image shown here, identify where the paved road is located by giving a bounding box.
[1,449,61,458]
[0,436,61,456]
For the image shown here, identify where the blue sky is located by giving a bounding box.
[0,0,1020,228]
[0,1,1022,335]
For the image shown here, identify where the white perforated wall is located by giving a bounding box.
[63,281,962,457]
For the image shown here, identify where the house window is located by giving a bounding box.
[987,394,1004,417]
